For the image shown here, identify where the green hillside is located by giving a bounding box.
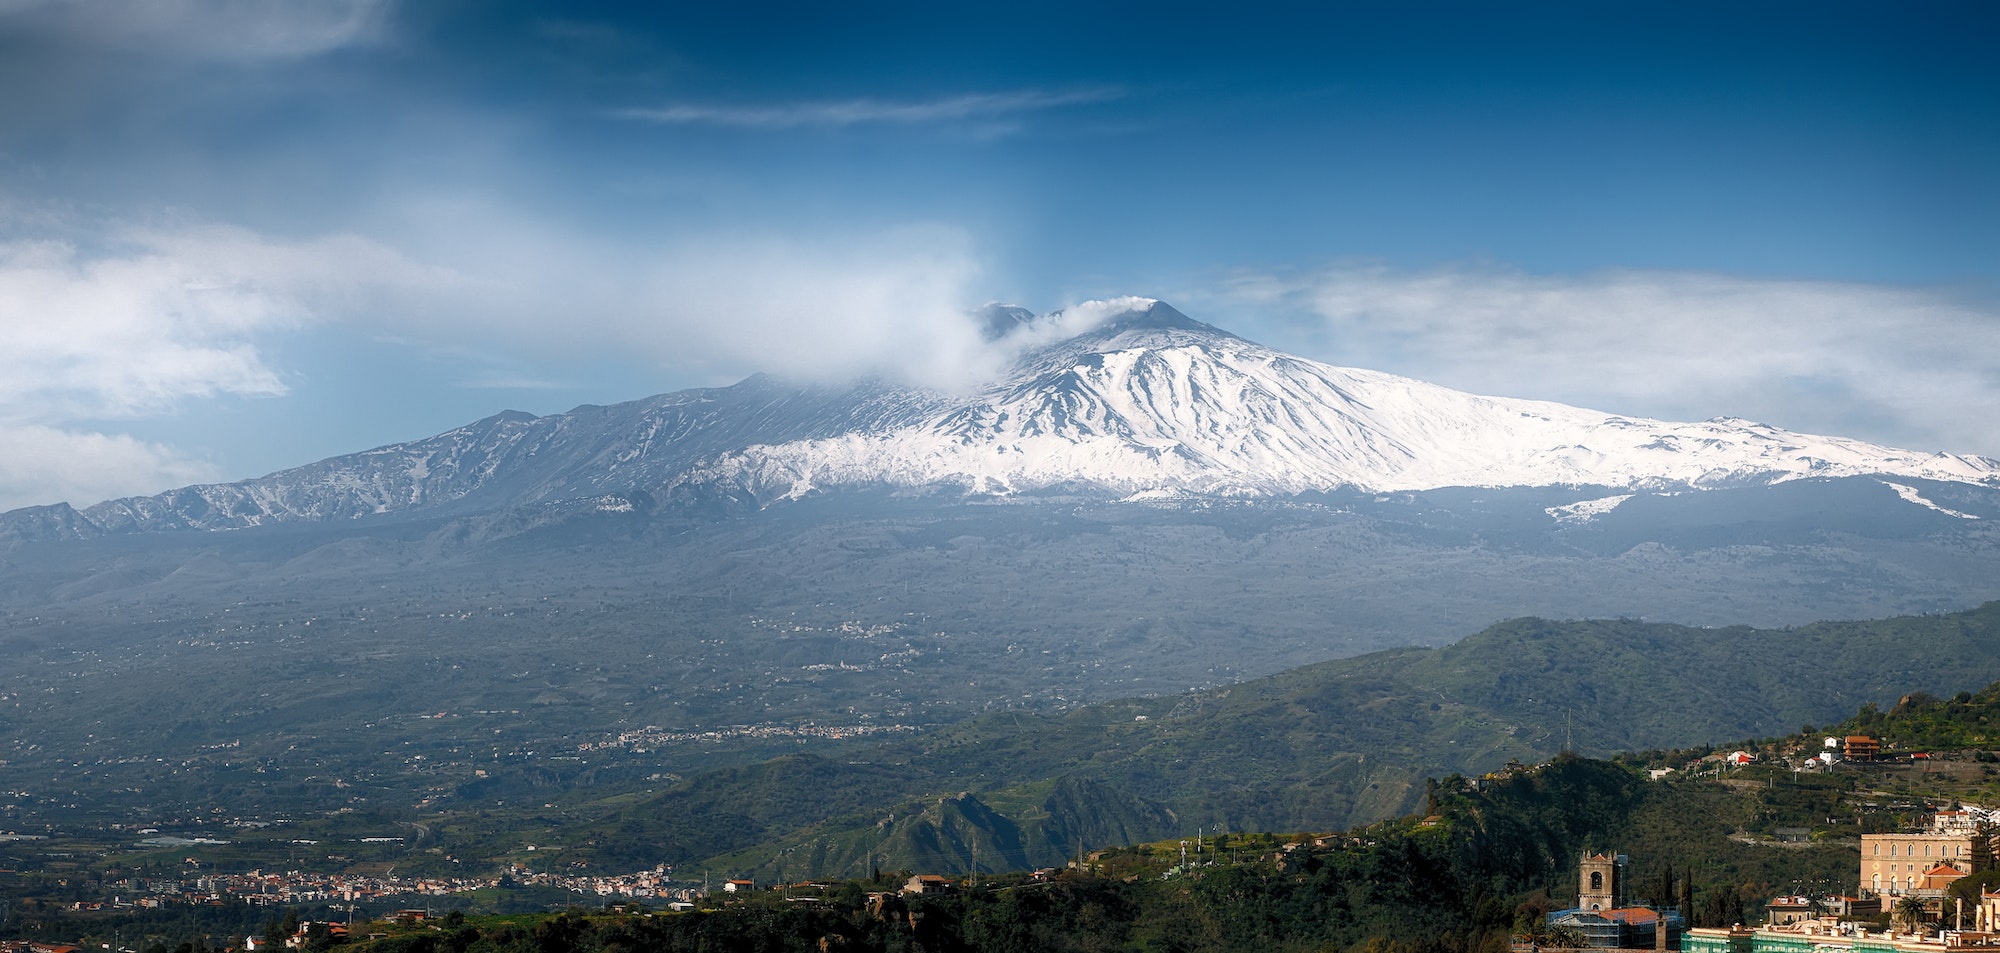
[349,757,1860,953]
[1833,681,2000,753]
[574,602,2000,879]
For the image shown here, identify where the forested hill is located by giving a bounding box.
[324,757,1853,953]
[575,601,2000,879]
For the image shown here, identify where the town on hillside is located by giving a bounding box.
[1535,811,2000,953]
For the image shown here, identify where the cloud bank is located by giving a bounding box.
[1209,263,2000,457]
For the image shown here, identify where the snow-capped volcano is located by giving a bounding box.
[686,298,2000,500]
[6,298,1997,540]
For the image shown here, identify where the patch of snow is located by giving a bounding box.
[1545,494,1635,524]
[1121,488,1193,502]
[1880,481,1979,519]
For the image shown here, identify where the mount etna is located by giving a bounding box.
[2,299,1999,867]
[7,299,1996,540]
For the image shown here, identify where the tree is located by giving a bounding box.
[1947,870,2000,919]
[1695,885,1742,928]
[1645,865,1675,911]
[1544,924,1589,949]
[1894,895,1929,934]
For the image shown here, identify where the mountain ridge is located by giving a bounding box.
[6,298,1997,542]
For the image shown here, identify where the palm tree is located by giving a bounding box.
[1542,924,1589,950]
[1894,895,1929,935]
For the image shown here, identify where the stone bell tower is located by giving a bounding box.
[1579,852,1621,911]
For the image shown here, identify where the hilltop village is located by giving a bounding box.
[1535,722,2000,953]
[1547,813,2000,953]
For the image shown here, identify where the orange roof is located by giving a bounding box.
[1606,908,1659,925]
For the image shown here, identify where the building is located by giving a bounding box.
[1979,888,2000,932]
[1764,896,1814,926]
[904,872,956,896]
[1917,864,1966,893]
[1580,852,1623,912]
[1546,852,1685,949]
[1548,906,1686,950]
[1686,919,2000,953]
[1932,810,1981,833]
[1844,736,1880,761]
[1859,811,1994,899]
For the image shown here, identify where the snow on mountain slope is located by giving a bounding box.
[5,298,1996,541]
[57,378,949,535]
[691,299,2000,498]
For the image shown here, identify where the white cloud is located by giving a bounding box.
[0,0,390,60]
[1201,263,2000,457]
[0,424,216,514]
[0,215,457,508]
[611,88,1122,129]
[357,196,999,388]
[0,222,452,420]
[627,227,993,389]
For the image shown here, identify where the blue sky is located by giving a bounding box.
[1,0,1996,510]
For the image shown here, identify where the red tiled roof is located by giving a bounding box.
[1606,908,1658,926]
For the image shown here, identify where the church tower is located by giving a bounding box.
[1579,852,1621,911]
